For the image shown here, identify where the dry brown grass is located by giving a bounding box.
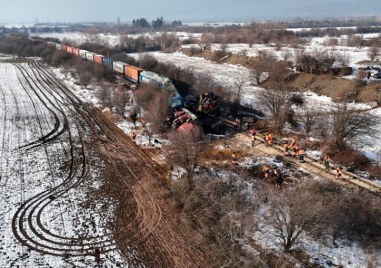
[319,78,356,99]
[357,82,381,104]
[290,73,357,99]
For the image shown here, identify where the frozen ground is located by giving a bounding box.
[0,61,129,267]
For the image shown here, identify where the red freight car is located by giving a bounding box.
[66,46,73,54]
[93,54,104,64]
[72,47,80,56]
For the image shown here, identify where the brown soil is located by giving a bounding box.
[89,108,207,268]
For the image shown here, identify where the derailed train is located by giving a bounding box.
[46,41,184,109]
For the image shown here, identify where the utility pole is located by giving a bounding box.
[35,17,39,33]
[117,16,120,34]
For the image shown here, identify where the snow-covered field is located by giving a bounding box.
[0,61,129,267]
[36,31,202,47]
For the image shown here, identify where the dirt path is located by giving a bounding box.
[90,109,207,268]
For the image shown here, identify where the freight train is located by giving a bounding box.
[46,41,184,110]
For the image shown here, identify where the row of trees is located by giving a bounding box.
[257,85,377,151]
[132,17,182,29]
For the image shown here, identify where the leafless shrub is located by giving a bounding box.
[188,46,203,56]
[79,71,92,88]
[200,33,215,50]
[302,181,381,245]
[299,109,318,136]
[50,50,72,66]
[138,53,158,70]
[367,45,380,61]
[113,90,130,116]
[281,50,293,63]
[250,58,268,85]
[145,88,171,133]
[347,35,364,47]
[97,84,113,109]
[161,33,180,52]
[323,38,339,46]
[316,116,329,138]
[133,83,157,108]
[337,51,351,67]
[293,47,305,65]
[229,82,244,117]
[331,149,371,171]
[267,186,323,252]
[167,126,205,190]
[170,174,262,267]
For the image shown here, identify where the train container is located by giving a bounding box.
[170,93,183,109]
[124,65,144,82]
[55,44,61,50]
[47,42,56,47]
[102,57,113,66]
[93,54,104,64]
[112,61,128,74]
[139,71,170,89]
[79,49,88,59]
[86,52,95,61]
[61,45,67,52]
[72,47,80,56]
[66,46,73,54]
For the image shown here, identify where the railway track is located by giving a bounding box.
[237,133,381,194]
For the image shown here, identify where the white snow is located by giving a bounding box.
[0,60,129,267]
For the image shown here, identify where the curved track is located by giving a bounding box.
[0,60,206,268]
[10,63,118,257]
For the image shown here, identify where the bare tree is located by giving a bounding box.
[200,33,215,50]
[257,85,291,134]
[330,104,378,150]
[138,53,158,70]
[281,50,293,63]
[113,90,130,116]
[230,81,244,117]
[268,187,322,252]
[259,50,277,78]
[160,33,180,52]
[299,109,318,137]
[97,84,113,109]
[167,126,205,190]
[293,47,306,65]
[367,45,380,61]
[82,30,106,46]
[132,83,156,109]
[145,88,171,133]
[250,59,267,85]
[79,71,92,88]
[337,51,351,67]
[251,50,278,85]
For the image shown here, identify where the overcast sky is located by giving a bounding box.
[1,0,380,24]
